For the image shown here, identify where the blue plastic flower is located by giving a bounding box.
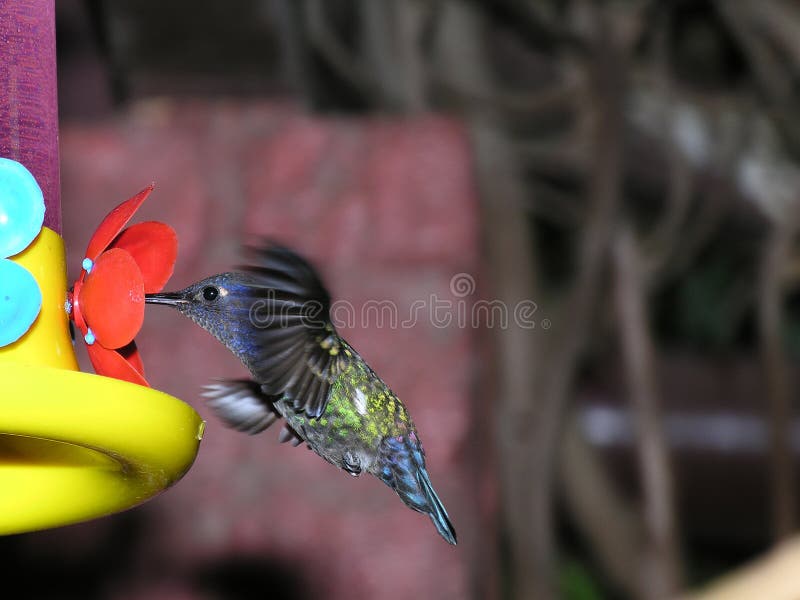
[0,157,45,347]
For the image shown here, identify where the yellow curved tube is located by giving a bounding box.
[0,228,203,534]
[0,364,205,534]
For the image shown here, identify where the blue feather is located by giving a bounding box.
[377,435,457,545]
[417,468,457,545]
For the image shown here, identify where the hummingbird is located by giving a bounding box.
[145,244,457,545]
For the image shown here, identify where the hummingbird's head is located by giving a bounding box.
[146,243,334,376]
[146,272,265,360]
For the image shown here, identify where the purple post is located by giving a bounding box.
[0,0,60,233]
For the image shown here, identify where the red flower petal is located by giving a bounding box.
[69,283,87,332]
[111,222,177,293]
[79,248,145,349]
[118,340,145,376]
[84,184,154,262]
[87,342,149,387]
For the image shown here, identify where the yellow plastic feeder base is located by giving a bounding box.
[0,228,203,535]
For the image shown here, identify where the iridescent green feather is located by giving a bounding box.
[285,341,412,447]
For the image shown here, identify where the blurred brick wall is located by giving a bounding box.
[21,99,489,599]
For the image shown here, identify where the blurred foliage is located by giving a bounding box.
[655,243,755,351]
[559,558,607,600]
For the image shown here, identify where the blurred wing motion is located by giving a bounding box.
[241,244,351,418]
[202,379,303,445]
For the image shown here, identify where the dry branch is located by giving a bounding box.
[758,223,797,539]
[614,225,683,598]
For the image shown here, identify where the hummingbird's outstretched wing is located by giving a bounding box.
[202,379,304,445]
[240,244,351,419]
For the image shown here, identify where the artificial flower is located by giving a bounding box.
[68,184,177,386]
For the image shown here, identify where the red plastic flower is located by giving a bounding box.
[69,184,177,386]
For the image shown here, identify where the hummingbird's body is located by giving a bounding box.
[146,245,456,545]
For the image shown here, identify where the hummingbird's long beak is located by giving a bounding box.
[145,291,189,306]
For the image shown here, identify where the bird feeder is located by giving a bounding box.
[0,0,203,535]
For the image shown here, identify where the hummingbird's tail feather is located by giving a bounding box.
[417,468,458,545]
[378,435,457,545]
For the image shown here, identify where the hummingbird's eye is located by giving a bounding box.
[202,286,220,302]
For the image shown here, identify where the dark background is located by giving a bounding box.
[6,1,800,598]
